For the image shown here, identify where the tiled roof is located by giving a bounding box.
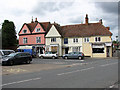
[57,23,112,37]
[24,22,51,33]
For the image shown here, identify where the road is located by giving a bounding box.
[1,57,119,89]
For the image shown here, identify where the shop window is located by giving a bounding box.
[64,38,68,44]
[72,47,81,52]
[92,48,104,53]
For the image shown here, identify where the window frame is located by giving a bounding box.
[23,29,27,34]
[84,37,89,42]
[51,38,56,42]
[35,28,41,32]
[36,37,41,43]
[64,38,68,44]
[95,37,101,42]
[73,38,78,43]
[23,37,28,44]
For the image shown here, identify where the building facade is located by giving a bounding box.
[45,14,112,57]
[18,18,51,55]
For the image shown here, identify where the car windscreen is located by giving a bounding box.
[8,53,16,57]
[3,51,14,55]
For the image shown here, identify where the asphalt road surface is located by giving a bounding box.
[1,57,119,89]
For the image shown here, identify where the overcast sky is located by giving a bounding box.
[0,0,118,40]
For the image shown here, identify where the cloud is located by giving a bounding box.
[31,2,73,15]
[95,2,118,15]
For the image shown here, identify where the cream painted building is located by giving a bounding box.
[45,14,113,57]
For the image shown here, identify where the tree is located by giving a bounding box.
[2,20,17,49]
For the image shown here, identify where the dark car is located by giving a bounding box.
[63,52,84,60]
[2,52,32,66]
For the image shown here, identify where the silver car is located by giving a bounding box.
[63,52,84,60]
[39,52,58,59]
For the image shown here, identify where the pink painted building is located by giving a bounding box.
[18,18,51,55]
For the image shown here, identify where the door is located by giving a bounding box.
[65,48,69,54]
[107,47,110,57]
[40,47,43,54]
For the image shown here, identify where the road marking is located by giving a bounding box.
[100,62,118,67]
[109,85,115,88]
[57,67,94,76]
[65,60,84,62]
[1,77,41,87]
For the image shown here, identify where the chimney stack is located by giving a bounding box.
[99,19,102,24]
[31,16,34,23]
[85,14,89,24]
[106,27,110,30]
[35,17,38,22]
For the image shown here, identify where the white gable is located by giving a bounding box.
[46,25,61,37]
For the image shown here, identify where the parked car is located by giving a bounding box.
[63,52,84,60]
[39,52,58,59]
[0,49,15,58]
[2,52,32,66]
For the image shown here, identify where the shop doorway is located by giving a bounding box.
[107,47,110,57]
[65,48,69,54]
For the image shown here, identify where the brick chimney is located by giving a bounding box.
[106,27,110,30]
[35,17,38,22]
[99,19,102,24]
[31,16,34,23]
[85,14,89,24]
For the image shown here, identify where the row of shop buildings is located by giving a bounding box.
[18,14,113,57]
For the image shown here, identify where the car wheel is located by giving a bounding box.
[40,56,44,59]
[9,60,14,66]
[52,56,55,59]
[78,56,82,60]
[65,56,68,59]
[26,60,31,64]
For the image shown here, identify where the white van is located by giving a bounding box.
[0,50,15,58]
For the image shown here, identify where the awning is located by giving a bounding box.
[92,44,104,48]
[17,46,33,49]
[50,44,59,46]
[62,46,69,49]
[105,42,112,46]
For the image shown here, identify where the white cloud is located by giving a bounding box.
[0,0,118,40]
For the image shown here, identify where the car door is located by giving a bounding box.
[73,52,78,58]
[44,52,48,58]
[68,52,73,58]
[14,54,21,64]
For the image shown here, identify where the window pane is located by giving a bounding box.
[76,38,78,42]
[64,38,68,44]
[92,48,104,53]
[98,37,101,41]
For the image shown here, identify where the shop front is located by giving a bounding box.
[45,44,59,54]
[91,42,112,57]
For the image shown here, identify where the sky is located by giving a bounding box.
[0,0,119,40]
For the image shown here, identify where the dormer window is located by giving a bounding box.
[23,29,27,33]
[35,28,40,32]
